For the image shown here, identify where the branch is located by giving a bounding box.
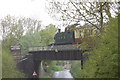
[69,0,100,30]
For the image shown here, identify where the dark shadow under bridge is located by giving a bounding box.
[17,49,88,78]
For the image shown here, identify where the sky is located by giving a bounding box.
[0,0,118,36]
[0,0,59,26]
[0,0,63,40]
[0,0,118,27]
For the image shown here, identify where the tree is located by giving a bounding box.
[1,15,42,47]
[19,24,57,53]
[1,16,42,77]
[42,61,63,77]
[19,32,41,54]
[0,31,1,79]
[70,17,118,78]
[39,24,57,46]
[46,1,118,32]
[70,61,81,78]
[1,15,58,78]
[2,48,24,78]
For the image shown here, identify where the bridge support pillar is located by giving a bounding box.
[17,54,35,78]
[33,59,41,78]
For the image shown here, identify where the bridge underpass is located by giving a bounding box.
[17,49,86,78]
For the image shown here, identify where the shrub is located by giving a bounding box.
[71,17,118,78]
[2,48,24,78]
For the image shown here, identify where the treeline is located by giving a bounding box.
[1,15,57,78]
[46,1,119,78]
[42,61,64,78]
[2,15,57,54]
[70,17,118,78]
[2,48,24,78]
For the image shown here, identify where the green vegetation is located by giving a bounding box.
[19,24,57,54]
[70,61,81,77]
[39,24,57,46]
[1,16,57,78]
[43,61,64,77]
[80,35,99,51]
[0,57,1,79]
[2,48,24,78]
[1,13,118,78]
[70,17,118,78]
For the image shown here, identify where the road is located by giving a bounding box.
[52,70,73,78]
[52,61,74,79]
[39,61,74,79]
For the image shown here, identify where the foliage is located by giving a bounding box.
[70,61,82,78]
[0,43,2,79]
[43,61,63,77]
[47,1,118,31]
[80,35,100,50]
[39,24,57,46]
[1,15,42,48]
[0,16,60,78]
[19,24,57,53]
[1,15,58,78]
[19,32,41,54]
[77,26,101,50]
[70,17,118,78]
[2,48,24,78]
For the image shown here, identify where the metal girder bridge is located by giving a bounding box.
[17,45,88,78]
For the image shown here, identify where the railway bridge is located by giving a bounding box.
[17,45,88,78]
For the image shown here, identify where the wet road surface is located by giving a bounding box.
[52,70,74,79]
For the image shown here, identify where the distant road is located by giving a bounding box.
[52,70,74,80]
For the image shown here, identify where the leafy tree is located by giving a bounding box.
[46,1,118,32]
[1,16,42,77]
[1,16,23,47]
[0,43,2,79]
[39,24,57,46]
[70,61,81,78]
[71,17,118,78]
[2,48,24,78]
[19,32,41,54]
[1,15,57,78]
[43,61,63,77]
[19,24,57,53]
[80,35,100,50]
[1,15,42,48]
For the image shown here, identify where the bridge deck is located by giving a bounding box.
[18,49,86,78]
[29,50,83,60]
[28,45,79,51]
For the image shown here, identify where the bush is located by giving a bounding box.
[71,17,118,78]
[43,61,63,77]
[2,48,24,78]
[70,61,81,78]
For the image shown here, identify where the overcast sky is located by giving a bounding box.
[0,0,118,25]
[0,0,118,31]
[0,0,61,40]
[0,0,59,26]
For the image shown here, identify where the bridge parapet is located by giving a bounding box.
[28,45,79,52]
[18,48,88,78]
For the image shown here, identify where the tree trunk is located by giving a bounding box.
[100,2,103,32]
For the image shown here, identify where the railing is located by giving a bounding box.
[28,45,79,52]
[28,46,52,51]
